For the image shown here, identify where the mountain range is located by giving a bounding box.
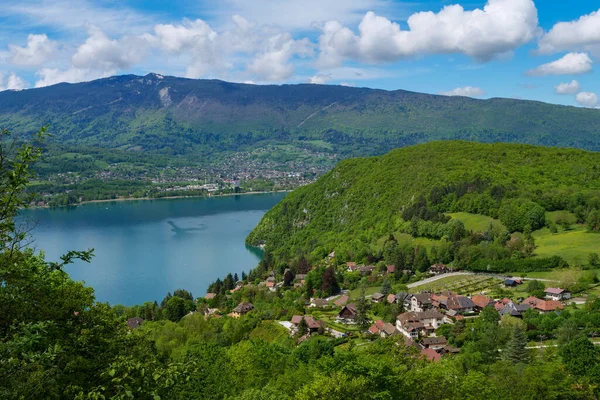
[1,73,600,160]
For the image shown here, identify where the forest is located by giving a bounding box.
[247,141,600,273]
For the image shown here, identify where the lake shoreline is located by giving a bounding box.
[31,189,292,209]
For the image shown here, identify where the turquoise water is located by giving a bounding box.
[19,193,285,306]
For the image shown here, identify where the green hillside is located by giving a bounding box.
[247,141,600,268]
[2,73,600,160]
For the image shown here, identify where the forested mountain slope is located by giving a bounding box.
[247,141,600,264]
[2,73,600,158]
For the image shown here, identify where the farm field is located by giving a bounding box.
[409,274,501,295]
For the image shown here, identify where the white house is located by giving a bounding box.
[544,288,571,301]
[396,310,444,339]
[410,293,433,312]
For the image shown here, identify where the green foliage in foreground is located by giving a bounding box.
[248,141,600,269]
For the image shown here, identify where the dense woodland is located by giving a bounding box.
[248,141,600,273]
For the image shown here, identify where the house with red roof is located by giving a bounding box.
[523,296,564,313]
[421,348,442,362]
[471,294,495,311]
[368,320,399,337]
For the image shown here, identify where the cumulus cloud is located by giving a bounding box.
[308,73,332,84]
[538,9,600,55]
[152,17,311,81]
[318,0,539,67]
[72,26,149,71]
[247,34,312,81]
[0,72,28,91]
[554,80,580,95]
[576,91,599,108]
[440,86,486,97]
[35,67,112,87]
[8,34,57,67]
[527,53,593,76]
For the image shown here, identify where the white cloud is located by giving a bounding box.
[8,34,57,66]
[538,9,600,55]
[527,53,593,76]
[247,34,312,81]
[440,86,486,97]
[576,91,599,108]
[0,72,28,91]
[318,0,538,67]
[554,80,580,95]
[308,73,332,84]
[35,67,112,88]
[72,26,149,71]
[151,17,312,81]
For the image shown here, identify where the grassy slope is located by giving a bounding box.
[447,212,506,232]
[533,226,600,264]
[448,211,600,264]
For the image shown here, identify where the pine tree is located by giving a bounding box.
[234,273,239,282]
[297,318,308,337]
[355,286,371,330]
[283,270,294,287]
[502,326,529,364]
[381,279,391,296]
[321,267,339,296]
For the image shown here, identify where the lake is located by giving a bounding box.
[19,193,286,306]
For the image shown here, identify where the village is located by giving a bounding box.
[191,260,583,363]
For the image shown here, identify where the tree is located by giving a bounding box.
[297,256,311,274]
[502,326,529,364]
[297,317,308,337]
[381,279,391,296]
[587,209,600,232]
[161,292,173,307]
[165,296,186,321]
[234,272,239,282]
[525,279,545,298]
[557,319,581,346]
[223,273,235,291]
[355,286,371,330]
[560,337,600,377]
[413,246,430,273]
[173,288,194,301]
[321,267,339,296]
[283,269,294,286]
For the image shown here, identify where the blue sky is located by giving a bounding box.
[1,0,600,107]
